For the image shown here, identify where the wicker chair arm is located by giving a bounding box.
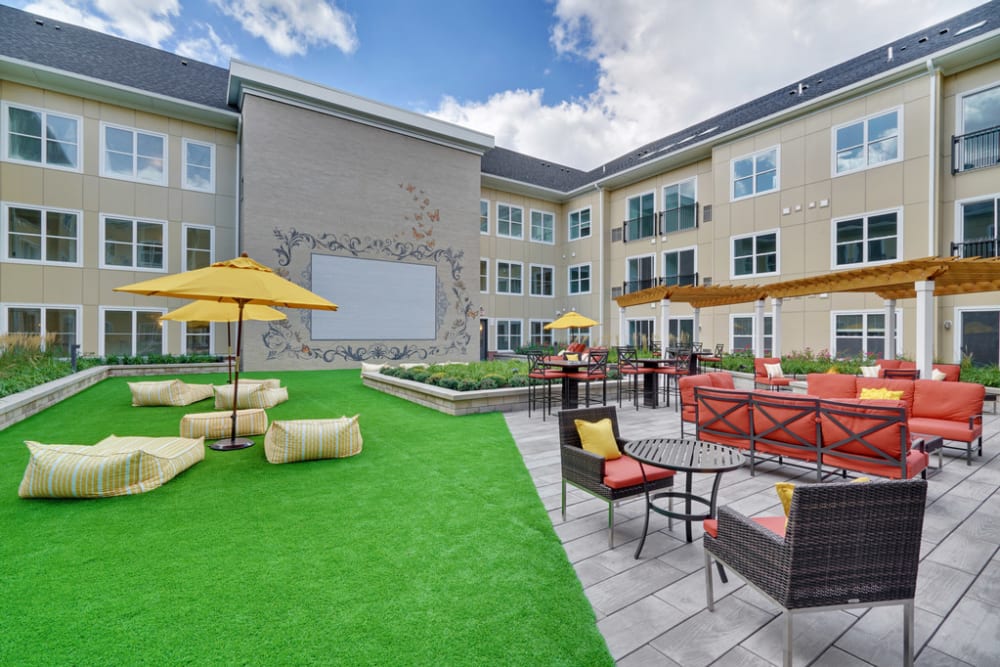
[561,445,605,479]
[709,506,790,603]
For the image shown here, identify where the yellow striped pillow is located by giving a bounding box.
[264,416,363,464]
[214,384,269,410]
[129,380,184,406]
[180,408,268,439]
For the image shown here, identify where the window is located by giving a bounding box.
[956,84,1000,172]
[834,109,900,174]
[480,199,489,234]
[626,255,655,292]
[183,321,213,355]
[732,147,778,200]
[625,192,655,241]
[732,315,773,355]
[102,216,165,270]
[833,211,899,266]
[663,248,696,286]
[101,308,165,356]
[667,318,694,348]
[496,319,522,352]
[662,179,696,233]
[568,207,591,240]
[956,197,998,258]
[497,203,523,239]
[496,260,523,294]
[183,223,214,270]
[3,204,80,265]
[182,139,215,192]
[833,311,897,359]
[529,264,554,297]
[568,263,591,294]
[529,320,554,347]
[627,319,655,349]
[960,309,1000,367]
[3,103,80,170]
[101,123,167,185]
[566,327,590,346]
[3,305,79,355]
[732,230,778,277]
[530,210,554,244]
[480,259,489,293]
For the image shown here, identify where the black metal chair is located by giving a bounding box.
[616,346,652,410]
[704,478,927,667]
[657,348,690,409]
[526,349,564,420]
[563,348,608,407]
[558,406,674,548]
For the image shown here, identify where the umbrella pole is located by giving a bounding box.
[226,321,233,384]
[211,300,254,451]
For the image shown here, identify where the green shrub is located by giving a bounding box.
[410,370,431,383]
[507,374,528,387]
[437,376,461,390]
[426,372,447,386]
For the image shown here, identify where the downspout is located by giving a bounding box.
[235,113,243,257]
[596,183,605,345]
[926,58,941,258]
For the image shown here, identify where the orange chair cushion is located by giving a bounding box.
[912,379,984,422]
[602,455,674,489]
[703,515,786,539]
[806,372,858,399]
[820,398,908,459]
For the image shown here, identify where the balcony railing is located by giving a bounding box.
[622,273,699,294]
[952,125,1000,174]
[951,237,999,259]
[622,213,658,242]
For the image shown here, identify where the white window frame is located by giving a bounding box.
[830,309,901,360]
[100,121,168,185]
[955,306,998,367]
[496,260,523,295]
[626,253,656,292]
[99,214,168,272]
[832,107,902,176]
[1,302,81,353]
[625,190,657,241]
[663,245,697,286]
[2,202,83,266]
[956,81,1000,134]
[496,202,523,240]
[953,192,1000,248]
[480,199,489,235]
[730,228,779,279]
[529,263,555,297]
[730,146,779,201]
[830,208,901,268]
[568,262,592,295]
[480,258,490,294]
[568,207,592,241]
[181,222,215,271]
[495,318,522,352]
[529,209,555,244]
[661,177,697,234]
[98,306,167,357]
[181,138,215,192]
[2,102,82,172]
[626,318,656,349]
[528,319,554,347]
[730,313,774,356]
[180,321,215,355]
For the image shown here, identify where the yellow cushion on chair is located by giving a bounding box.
[859,387,904,400]
[574,418,621,460]
[775,477,871,518]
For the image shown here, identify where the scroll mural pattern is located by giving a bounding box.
[263,183,476,363]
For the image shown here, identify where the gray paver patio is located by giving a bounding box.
[505,398,1000,666]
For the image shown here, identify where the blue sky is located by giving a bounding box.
[4,0,988,168]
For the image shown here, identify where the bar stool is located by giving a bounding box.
[657,348,691,409]
[527,350,565,420]
[616,346,653,410]
[563,348,608,407]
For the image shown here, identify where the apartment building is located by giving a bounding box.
[2,2,999,370]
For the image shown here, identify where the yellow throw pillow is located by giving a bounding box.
[574,418,621,460]
[825,366,839,374]
[564,353,580,361]
[764,362,784,379]
[859,387,904,400]
[775,477,871,518]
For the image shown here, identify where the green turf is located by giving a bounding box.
[0,370,612,666]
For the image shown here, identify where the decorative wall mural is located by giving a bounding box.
[262,183,476,363]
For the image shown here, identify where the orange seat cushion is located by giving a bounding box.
[603,455,675,489]
[703,515,786,539]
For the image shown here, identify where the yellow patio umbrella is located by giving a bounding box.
[160,301,287,385]
[544,311,600,330]
[115,254,338,451]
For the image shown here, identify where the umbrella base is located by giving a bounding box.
[210,437,255,451]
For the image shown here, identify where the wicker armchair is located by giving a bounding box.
[558,406,674,548]
[704,478,927,667]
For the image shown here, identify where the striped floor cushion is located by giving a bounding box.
[213,384,288,410]
[264,416,363,464]
[18,435,205,499]
[180,408,268,439]
[129,380,214,407]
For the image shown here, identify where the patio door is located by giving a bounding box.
[667,318,694,348]
[627,318,655,349]
[959,198,998,258]
[479,319,489,360]
[960,310,999,366]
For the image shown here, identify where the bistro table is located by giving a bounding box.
[540,358,591,409]
[634,357,669,407]
[624,438,745,559]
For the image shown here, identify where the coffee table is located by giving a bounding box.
[624,438,745,558]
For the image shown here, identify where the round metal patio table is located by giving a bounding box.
[624,438,745,559]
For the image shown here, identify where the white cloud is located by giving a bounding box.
[176,23,241,67]
[431,0,984,169]
[23,0,179,47]
[211,0,358,57]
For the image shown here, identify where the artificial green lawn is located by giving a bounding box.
[0,370,612,666]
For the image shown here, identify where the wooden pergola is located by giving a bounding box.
[613,256,1000,375]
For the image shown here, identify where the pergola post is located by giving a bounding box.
[885,298,897,360]
[753,299,765,357]
[915,281,934,379]
[771,298,783,357]
[660,299,671,358]
[693,307,701,348]
[619,306,627,348]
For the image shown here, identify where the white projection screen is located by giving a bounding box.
[311,255,436,340]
